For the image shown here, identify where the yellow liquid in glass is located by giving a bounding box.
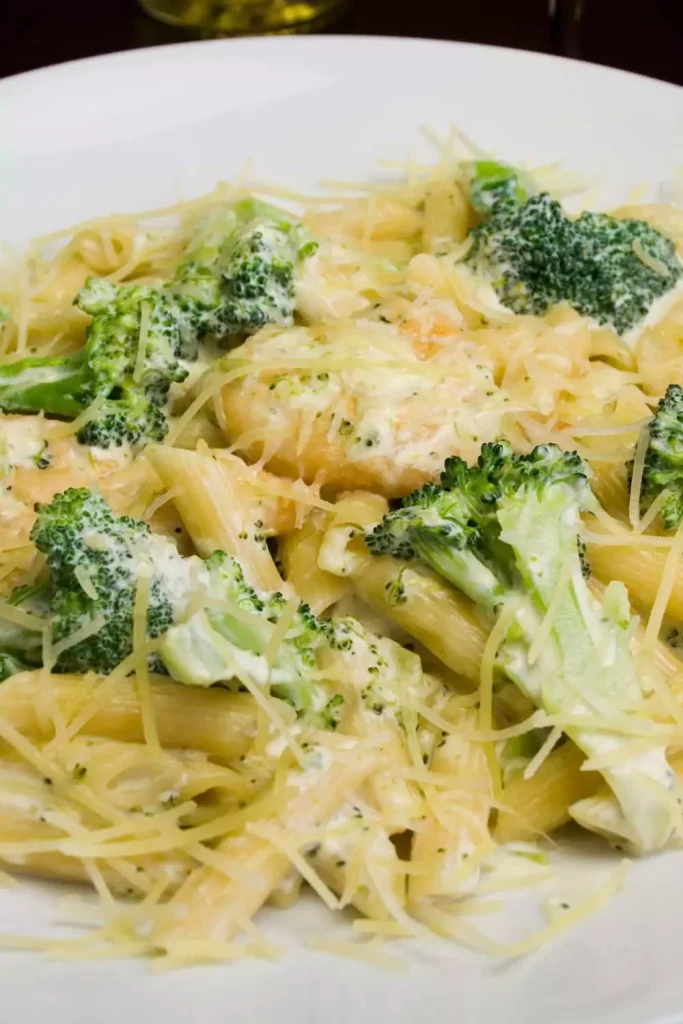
[140,0,346,34]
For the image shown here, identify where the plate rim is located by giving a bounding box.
[1,33,681,101]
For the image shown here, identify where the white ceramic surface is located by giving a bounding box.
[0,36,682,1024]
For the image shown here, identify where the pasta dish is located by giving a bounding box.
[1,134,683,967]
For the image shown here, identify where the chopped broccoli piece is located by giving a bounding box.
[638,384,683,530]
[159,550,343,727]
[175,208,301,338]
[0,280,191,448]
[26,488,190,674]
[467,160,534,217]
[569,211,682,335]
[368,441,677,852]
[466,194,570,317]
[465,191,682,335]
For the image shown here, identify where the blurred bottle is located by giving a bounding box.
[548,0,584,57]
[140,0,347,34]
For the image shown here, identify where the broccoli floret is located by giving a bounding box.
[465,191,681,335]
[367,479,506,609]
[173,200,308,339]
[159,549,343,726]
[176,210,301,338]
[77,390,169,448]
[638,384,683,530]
[27,488,189,674]
[0,280,190,448]
[0,651,35,682]
[368,441,677,852]
[569,212,682,334]
[466,194,569,317]
[467,160,534,217]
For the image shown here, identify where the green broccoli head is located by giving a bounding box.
[465,192,682,334]
[368,442,591,611]
[465,193,572,317]
[76,388,169,448]
[174,201,308,340]
[75,279,192,397]
[367,468,505,609]
[567,212,682,335]
[30,488,190,674]
[216,217,299,334]
[366,482,479,562]
[159,549,341,724]
[639,384,683,530]
[0,200,320,450]
[493,442,590,503]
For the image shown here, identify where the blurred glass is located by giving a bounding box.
[548,0,585,57]
[140,0,347,34]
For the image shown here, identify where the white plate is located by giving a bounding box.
[1,35,683,1024]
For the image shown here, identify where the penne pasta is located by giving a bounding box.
[342,547,488,682]
[494,743,600,844]
[587,521,683,623]
[0,672,257,760]
[146,445,284,591]
[279,512,351,614]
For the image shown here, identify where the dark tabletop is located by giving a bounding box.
[0,0,681,87]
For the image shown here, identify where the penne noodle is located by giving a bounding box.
[494,743,600,844]
[145,445,284,591]
[343,547,488,682]
[587,521,683,624]
[0,672,257,760]
[279,513,351,614]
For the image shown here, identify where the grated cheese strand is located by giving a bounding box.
[643,519,683,649]
[628,424,650,530]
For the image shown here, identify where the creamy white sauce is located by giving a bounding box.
[0,417,46,470]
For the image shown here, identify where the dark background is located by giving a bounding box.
[0,0,681,86]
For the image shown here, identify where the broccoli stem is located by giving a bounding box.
[409,533,505,610]
[497,478,677,853]
[0,353,86,418]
